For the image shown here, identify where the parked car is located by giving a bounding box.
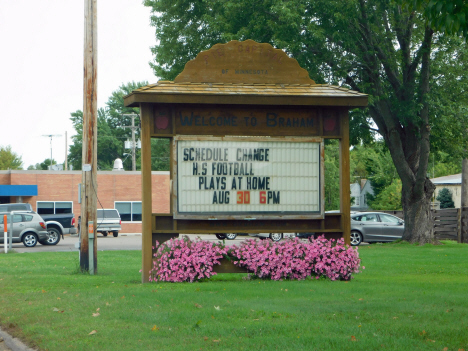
[40,213,77,240]
[350,212,404,246]
[0,212,48,247]
[215,233,238,240]
[295,232,316,239]
[0,203,34,212]
[96,209,122,237]
[248,233,296,242]
[0,203,77,245]
[78,209,122,237]
[214,233,294,241]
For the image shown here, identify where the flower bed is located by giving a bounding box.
[149,236,229,282]
[150,235,362,282]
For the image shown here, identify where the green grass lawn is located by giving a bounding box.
[1,241,468,351]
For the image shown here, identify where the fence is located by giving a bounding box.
[378,207,468,243]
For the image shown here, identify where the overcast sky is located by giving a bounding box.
[0,0,157,169]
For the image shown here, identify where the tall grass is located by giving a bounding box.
[0,241,467,350]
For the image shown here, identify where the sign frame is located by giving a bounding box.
[172,135,324,220]
[124,40,368,282]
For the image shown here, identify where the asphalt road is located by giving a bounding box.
[1,233,288,253]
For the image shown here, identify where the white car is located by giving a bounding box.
[215,233,295,242]
[0,212,48,247]
[248,233,296,242]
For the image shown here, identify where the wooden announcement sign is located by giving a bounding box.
[123,40,368,282]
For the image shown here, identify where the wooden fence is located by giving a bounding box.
[379,207,468,243]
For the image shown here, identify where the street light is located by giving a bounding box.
[42,134,62,165]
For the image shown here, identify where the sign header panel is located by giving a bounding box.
[173,106,320,137]
[174,137,323,220]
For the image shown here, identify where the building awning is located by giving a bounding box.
[0,185,38,196]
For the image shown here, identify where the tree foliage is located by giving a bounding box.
[324,140,341,211]
[413,0,468,37]
[427,36,468,160]
[350,141,400,209]
[370,179,403,210]
[0,145,23,170]
[68,108,123,171]
[436,187,455,208]
[68,81,170,171]
[27,161,53,170]
[39,159,55,170]
[144,0,468,242]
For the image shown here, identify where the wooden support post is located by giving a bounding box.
[461,159,468,243]
[339,110,351,245]
[80,0,98,273]
[141,104,153,283]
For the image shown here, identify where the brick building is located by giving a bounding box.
[0,170,170,233]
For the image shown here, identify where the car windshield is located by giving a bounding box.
[97,210,119,219]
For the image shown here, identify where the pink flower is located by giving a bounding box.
[148,235,362,282]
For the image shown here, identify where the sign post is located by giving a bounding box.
[3,214,7,254]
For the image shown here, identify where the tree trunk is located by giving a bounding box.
[401,178,436,243]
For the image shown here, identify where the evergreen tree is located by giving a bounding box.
[436,188,455,209]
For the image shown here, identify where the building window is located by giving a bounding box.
[115,201,142,222]
[354,196,360,206]
[37,201,73,215]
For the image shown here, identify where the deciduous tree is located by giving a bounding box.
[144,0,467,243]
[0,145,23,170]
[68,81,170,171]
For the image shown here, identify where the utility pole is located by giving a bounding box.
[42,134,62,165]
[123,114,140,171]
[80,0,98,274]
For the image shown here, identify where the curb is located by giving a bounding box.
[0,327,36,351]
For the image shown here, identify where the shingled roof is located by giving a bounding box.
[124,40,368,108]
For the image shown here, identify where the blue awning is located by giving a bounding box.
[0,185,38,196]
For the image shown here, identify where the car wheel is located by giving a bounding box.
[43,227,61,245]
[350,230,363,246]
[113,231,118,237]
[215,234,226,240]
[225,233,237,240]
[102,231,108,237]
[22,233,38,247]
[269,233,283,242]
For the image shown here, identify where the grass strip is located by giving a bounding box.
[0,241,467,350]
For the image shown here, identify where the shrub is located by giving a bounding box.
[231,236,361,281]
[150,236,362,282]
[150,236,229,282]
